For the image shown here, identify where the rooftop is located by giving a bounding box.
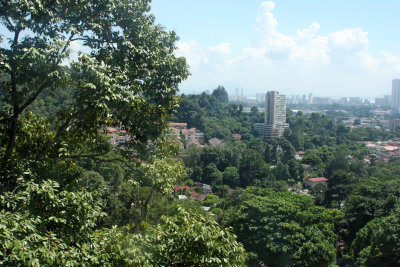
[307,177,328,182]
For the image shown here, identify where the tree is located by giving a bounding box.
[239,149,271,187]
[0,0,189,180]
[0,1,190,265]
[264,137,295,165]
[273,162,290,181]
[325,169,356,209]
[310,183,327,205]
[324,151,349,178]
[287,159,304,183]
[232,192,340,266]
[203,163,222,185]
[344,176,400,242]
[223,166,240,188]
[301,153,322,167]
[247,138,265,153]
[351,207,400,266]
[110,206,247,266]
[212,85,229,104]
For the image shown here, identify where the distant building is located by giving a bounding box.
[390,118,400,130]
[375,95,391,107]
[305,177,328,189]
[256,93,265,103]
[349,97,362,105]
[208,137,223,147]
[230,133,242,140]
[169,122,204,146]
[105,127,130,146]
[312,97,332,105]
[255,91,289,140]
[392,79,400,114]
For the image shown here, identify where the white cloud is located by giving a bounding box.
[209,42,231,55]
[176,40,209,68]
[176,1,400,97]
[256,1,278,37]
[62,40,91,66]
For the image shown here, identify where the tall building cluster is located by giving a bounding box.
[254,91,289,140]
[392,79,400,114]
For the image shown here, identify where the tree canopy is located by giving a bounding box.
[232,191,341,266]
[0,1,247,265]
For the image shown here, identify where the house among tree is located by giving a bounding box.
[190,191,207,201]
[104,127,130,146]
[304,177,328,189]
[230,133,242,140]
[295,151,305,160]
[168,122,205,146]
[186,139,202,148]
[169,122,188,131]
[208,137,223,147]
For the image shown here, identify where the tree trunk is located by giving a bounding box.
[134,189,155,234]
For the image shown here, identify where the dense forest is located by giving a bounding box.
[1,1,400,266]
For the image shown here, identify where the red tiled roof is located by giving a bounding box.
[182,128,196,135]
[169,122,187,128]
[231,134,242,139]
[190,191,206,201]
[174,185,191,191]
[186,139,201,147]
[106,127,118,133]
[307,177,328,182]
[202,185,212,191]
[297,151,305,155]
[208,138,222,147]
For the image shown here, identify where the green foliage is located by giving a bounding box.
[212,85,229,104]
[239,148,271,187]
[148,207,246,266]
[232,191,340,266]
[0,1,216,265]
[173,93,256,140]
[1,0,189,175]
[345,176,400,242]
[310,183,327,205]
[325,169,357,209]
[223,166,240,188]
[264,137,295,165]
[0,175,110,266]
[301,153,322,167]
[203,163,222,185]
[110,206,247,266]
[351,207,400,266]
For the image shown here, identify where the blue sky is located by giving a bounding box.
[151,0,400,98]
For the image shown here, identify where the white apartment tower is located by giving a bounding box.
[254,91,289,140]
[392,79,400,114]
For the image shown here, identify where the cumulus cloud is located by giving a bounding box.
[209,42,231,55]
[176,1,400,97]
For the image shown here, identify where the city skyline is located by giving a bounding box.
[151,0,400,98]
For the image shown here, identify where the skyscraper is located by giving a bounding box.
[254,91,289,140]
[392,79,400,114]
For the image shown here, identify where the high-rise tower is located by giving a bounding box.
[392,79,400,114]
[264,91,289,139]
[254,91,289,140]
